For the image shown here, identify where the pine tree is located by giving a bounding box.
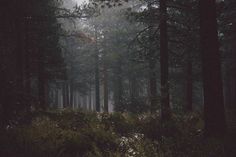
[199,0,226,137]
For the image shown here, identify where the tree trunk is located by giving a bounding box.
[66,83,69,107]
[185,56,193,111]
[114,59,123,112]
[16,18,24,100]
[224,0,236,135]
[148,3,158,112]
[62,82,68,108]
[95,27,100,112]
[160,0,171,121]
[103,62,109,112]
[24,20,31,112]
[38,52,46,110]
[95,60,100,112]
[149,59,158,112]
[199,0,226,137]
[129,74,138,104]
[70,82,74,108]
[89,77,93,111]
[55,87,59,108]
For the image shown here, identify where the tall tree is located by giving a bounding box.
[147,2,158,113]
[113,58,124,112]
[95,26,101,112]
[160,0,171,121]
[199,0,226,136]
[223,0,236,133]
[103,61,109,112]
[185,51,193,111]
[0,0,64,126]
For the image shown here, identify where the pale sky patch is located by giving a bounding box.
[73,0,88,6]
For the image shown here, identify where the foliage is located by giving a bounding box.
[0,110,231,157]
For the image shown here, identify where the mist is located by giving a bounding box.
[0,0,235,156]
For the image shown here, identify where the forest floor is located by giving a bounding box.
[0,110,235,157]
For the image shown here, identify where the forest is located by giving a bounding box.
[0,0,235,156]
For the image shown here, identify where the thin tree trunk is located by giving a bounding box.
[66,83,69,107]
[149,59,158,112]
[95,27,100,112]
[148,3,158,112]
[95,56,100,112]
[16,18,24,98]
[70,82,74,108]
[89,77,92,111]
[103,60,109,112]
[185,56,193,111]
[199,0,226,137]
[160,0,171,121]
[129,75,138,105]
[114,59,123,112]
[25,21,31,111]
[62,83,66,108]
[38,52,46,110]
[62,82,68,108]
[55,88,59,108]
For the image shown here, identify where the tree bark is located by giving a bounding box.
[70,82,74,108]
[62,82,69,108]
[16,18,24,99]
[95,27,100,112]
[149,59,158,112]
[37,32,48,110]
[55,87,59,108]
[185,56,193,111]
[199,0,226,137]
[224,0,236,135]
[114,59,123,112]
[160,0,171,121]
[148,3,158,113]
[24,20,31,111]
[38,51,46,110]
[129,74,138,105]
[103,62,109,112]
[89,77,93,111]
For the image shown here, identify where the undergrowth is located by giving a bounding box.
[0,110,234,157]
